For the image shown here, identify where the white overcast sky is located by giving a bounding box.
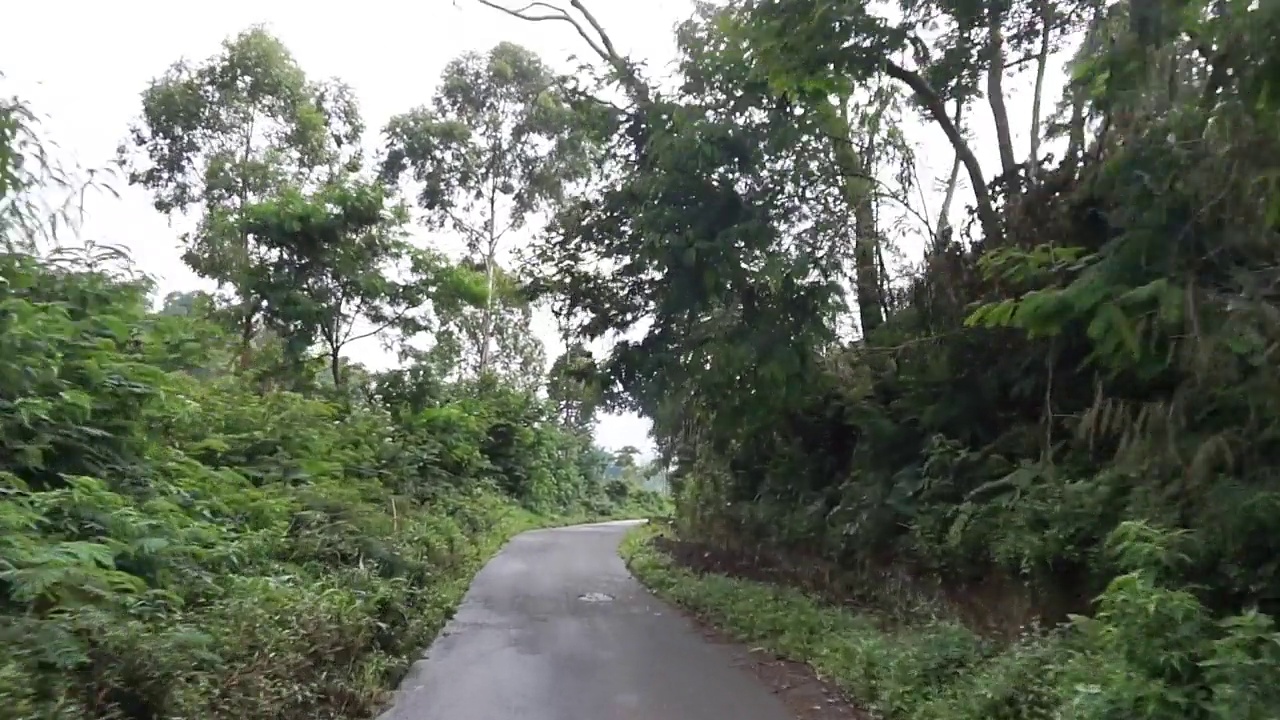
[2,0,1069,454]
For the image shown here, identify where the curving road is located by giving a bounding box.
[378,519,794,720]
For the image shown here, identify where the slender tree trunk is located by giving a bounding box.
[1067,90,1086,168]
[1067,6,1107,170]
[480,252,495,375]
[237,113,258,371]
[830,98,884,337]
[875,238,891,318]
[852,198,883,336]
[986,4,1017,176]
[239,315,255,370]
[882,61,1002,245]
[1028,0,1053,182]
[935,100,965,252]
[936,155,962,247]
[479,187,499,375]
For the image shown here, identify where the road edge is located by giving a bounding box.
[618,523,867,719]
[374,511,652,717]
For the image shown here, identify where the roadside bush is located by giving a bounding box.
[0,229,633,720]
[626,521,1280,720]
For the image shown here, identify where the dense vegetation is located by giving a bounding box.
[471,0,1280,717]
[8,0,1280,714]
[0,33,663,720]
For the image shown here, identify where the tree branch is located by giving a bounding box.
[468,0,611,66]
[880,58,1002,245]
[470,0,651,106]
[342,303,419,347]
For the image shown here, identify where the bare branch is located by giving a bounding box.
[470,0,613,68]
[470,0,652,106]
[881,58,1002,245]
[343,303,419,347]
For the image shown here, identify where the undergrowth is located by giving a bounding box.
[624,523,1280,720]
[0,90,667,720]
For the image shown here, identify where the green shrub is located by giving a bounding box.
[624,523,1280,720]
[0,248,631,718]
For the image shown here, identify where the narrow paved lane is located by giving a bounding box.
[378,519,794,720]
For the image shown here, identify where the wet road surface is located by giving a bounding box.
[377,519,795,720]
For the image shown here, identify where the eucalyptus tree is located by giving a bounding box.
[121,27,363,366]
[380,41,596,377]
[423,261,547,390]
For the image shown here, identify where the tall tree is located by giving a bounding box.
[471,0,847,449]
[235,177,434,389]
[380,41,595,376]
[676,3,922,336]
[726,0,1097,242]
[615,445,641,468]
[425,261,547,390]
[121,27,363,366]
[546,342,602,433]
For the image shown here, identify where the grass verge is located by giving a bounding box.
[624,521,1280,720]
[620,523,1074,720]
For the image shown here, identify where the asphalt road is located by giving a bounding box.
[377,519,794,720]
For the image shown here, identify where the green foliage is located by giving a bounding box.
[380,40,594,228]
[625,523,1280,720]
[475,0,1280,714]
[381,40,596,386]
[120,27,376,371]
[0,245,627,718]
[122,26,362,217]
[0,39,654,718]
[235,177,458,387]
